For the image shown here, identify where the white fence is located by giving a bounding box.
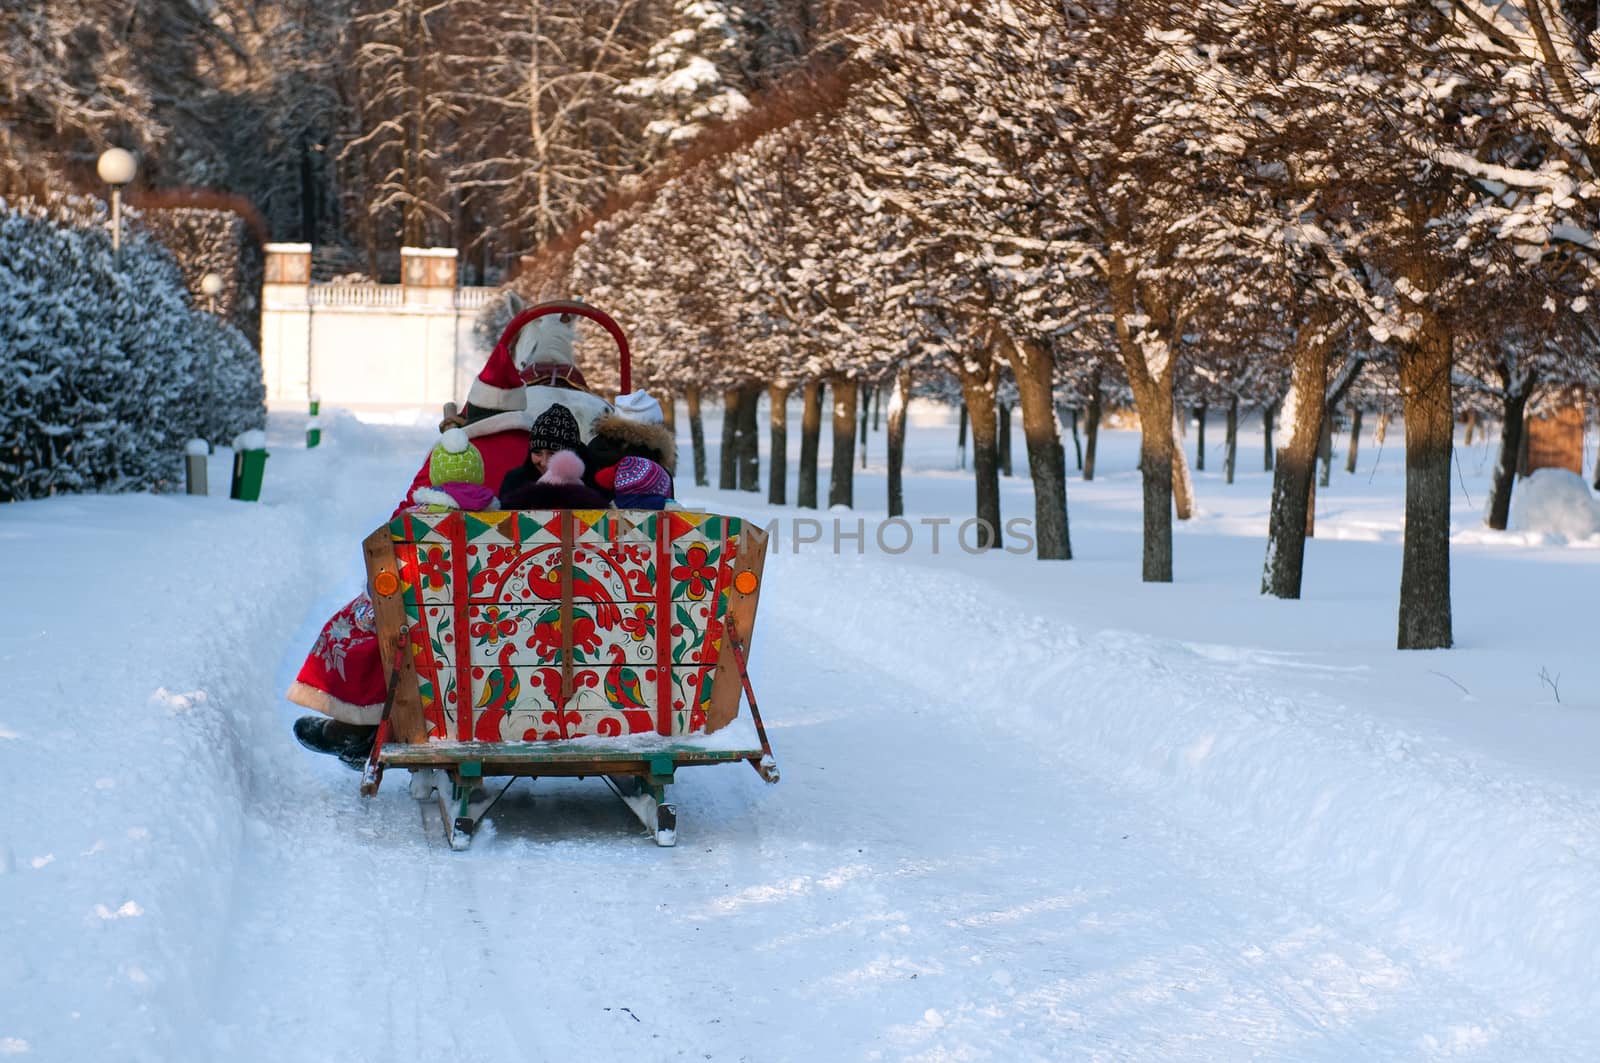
[261,282,501,407]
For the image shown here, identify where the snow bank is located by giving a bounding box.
[1,411,426,1059]
[775,553,1600,1019]
[1508,468,1600,541]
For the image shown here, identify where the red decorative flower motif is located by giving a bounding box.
[417,545,449,590]
[528,615,601,658]
[671,544,716,599]
[618,603,653,643]
[487,544,520,568]
[469,605,518,647]
[529,619,561,657]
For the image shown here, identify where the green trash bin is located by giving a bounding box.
[307,395,322,449]
[230,430,269,502]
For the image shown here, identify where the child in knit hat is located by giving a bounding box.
[502,450,610,509]
[499,403,607,508]
[586,389,676,499]
[598,455,673,510]
[411,428,497,511]
[499,403,585,506]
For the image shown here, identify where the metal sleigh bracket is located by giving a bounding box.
[724,616,780,785]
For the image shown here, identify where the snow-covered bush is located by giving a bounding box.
[136,202,266,351]
[1507,468,1600,541]
[0,197,265,502]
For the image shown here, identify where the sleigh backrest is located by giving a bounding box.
[365,508,766,745]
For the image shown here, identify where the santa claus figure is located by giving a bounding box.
[291,300,619,767]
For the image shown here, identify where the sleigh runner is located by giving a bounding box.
[358,505,776,848]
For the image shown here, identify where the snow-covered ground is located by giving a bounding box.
[5,399,1600,1061]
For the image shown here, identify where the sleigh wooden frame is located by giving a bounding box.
[358,505,776,849]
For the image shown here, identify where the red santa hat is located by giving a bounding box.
[468,307,584,412]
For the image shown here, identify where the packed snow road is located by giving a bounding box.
[9,408,1600,1061]
[204,544,1571,1061]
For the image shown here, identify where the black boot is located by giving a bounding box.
[293,716,377,771]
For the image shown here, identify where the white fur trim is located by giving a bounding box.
[468,378,526,410]
[286,681,385,726]
[462,410,534,438]
[440,427,469,453]
[411,487,460,509]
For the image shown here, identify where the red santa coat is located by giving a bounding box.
[288,414,532,724]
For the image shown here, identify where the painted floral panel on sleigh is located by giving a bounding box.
[389,509,752,742]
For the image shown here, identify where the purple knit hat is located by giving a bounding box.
[613,456,671,497]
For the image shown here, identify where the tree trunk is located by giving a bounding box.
[1317,410,1334,487]
[1171,419,1195,521]
[737,385,761,492]
[1084,388,1102,481]
[998,401,1013,477]
[873,385,882,432]
[1007,337,1072,559]
[1396,318,1454,650]
[1195,403,1207,471]
[1263,400,1276,471]
[767,383,789,506]
[1463,409,1478,446]
[1305,476,1316,539]
[1069,408,1083,470]
[1224,395,1238,484]
[829,378,857,509]
[1261,343,1331,599]
[960,373,1002,550]
[798,380,822,509]
[957,402,968,470]
[719,388,738,490]
[887,366,910,518]
[1484,381,1532,531]
[858,384,871,470]
[686,385,708,488]
[660,391,676,433]
[1134,388,1176,581]
[1345,407,1362,474]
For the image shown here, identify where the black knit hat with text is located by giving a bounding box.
[528,402,581,453]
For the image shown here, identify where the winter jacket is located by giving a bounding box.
[612,494,671,511]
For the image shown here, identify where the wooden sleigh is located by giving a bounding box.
[355,303,778,849]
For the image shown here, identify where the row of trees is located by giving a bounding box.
[0,0,851,278]
[504,0,1600,650]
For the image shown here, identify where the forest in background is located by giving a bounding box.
[0,0,853,281]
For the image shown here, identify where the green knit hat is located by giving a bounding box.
[429,428,485,485]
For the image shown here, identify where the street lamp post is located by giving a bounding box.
[96,147,138,268]
[200,271,224,313]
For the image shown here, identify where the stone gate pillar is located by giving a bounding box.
[402,247,463,405]
[261,243,312,400]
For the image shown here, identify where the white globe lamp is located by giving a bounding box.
[97,148,139,267]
